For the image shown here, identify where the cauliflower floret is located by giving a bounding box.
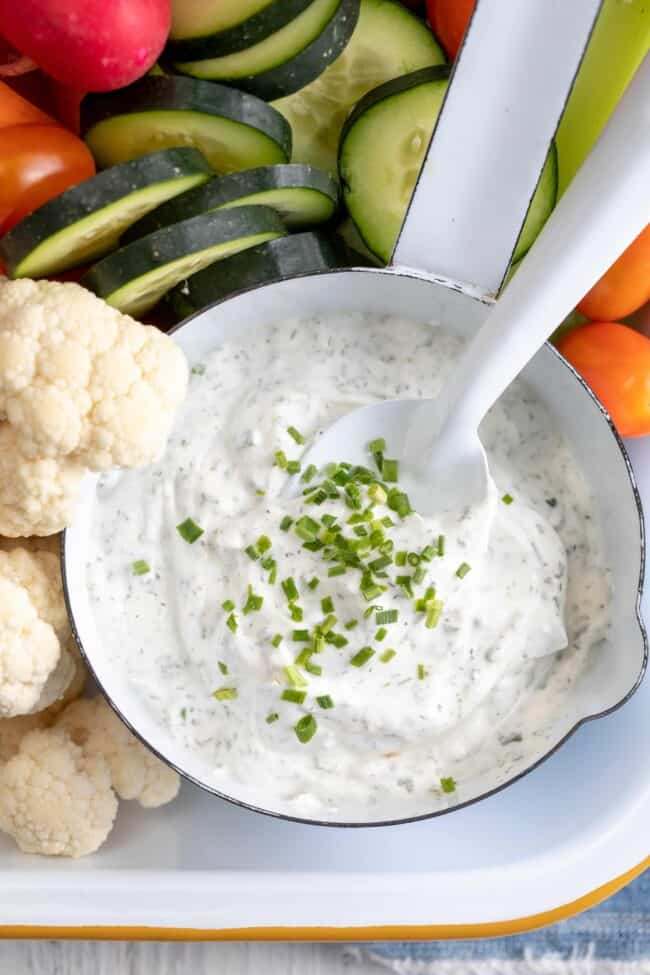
[0,425,84,537]
[0,727,117,857]
[57,697,180,808]
[0,575,60,717]
[0,279,188,471]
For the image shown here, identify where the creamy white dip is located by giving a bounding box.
[85,315,610,819]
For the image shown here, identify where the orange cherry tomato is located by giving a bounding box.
[0,78,54,127]
[426,0,475,59]
[577,225,650,321]
[0,123,95,235]
[557,321,650,438]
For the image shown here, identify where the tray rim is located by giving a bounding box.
[0,857,646,941]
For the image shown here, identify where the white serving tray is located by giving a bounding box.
[0,444,646,941]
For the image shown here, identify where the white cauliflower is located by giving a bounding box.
[0,726,117,857]
[0,278,188,471]
[0,546,78,717]
[57,697,180,808]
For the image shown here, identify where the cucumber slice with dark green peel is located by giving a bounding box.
[123,164,338,243]
[81,77,291,174]
[339,67,557,265]
[81,205,287,318]
[167,0,314,61]
[0,148,213,279]
[170,0,289,43]
[174,0,360,101]
[170,230,364,315]
[273,0,445,173]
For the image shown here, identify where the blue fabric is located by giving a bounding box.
[368,869,650,962]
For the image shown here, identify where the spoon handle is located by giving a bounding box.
[433,52,650,441]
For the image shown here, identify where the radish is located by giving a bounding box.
[0,0,171,92]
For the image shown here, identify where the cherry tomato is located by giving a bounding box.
[557,321,650,438]
[0,78,53,127]
[0,123,95,235]
[426,0,475,59]
[577,225,650,321]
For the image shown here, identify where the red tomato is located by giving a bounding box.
[0,123,95,235]
[557,321,650,438]
[577,225,650,321]
[426,0,475,59]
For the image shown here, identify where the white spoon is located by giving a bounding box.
[297,53,650,516]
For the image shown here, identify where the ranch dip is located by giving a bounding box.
[85,314,610,820]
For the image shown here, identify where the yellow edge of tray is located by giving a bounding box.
[0,856,647,941]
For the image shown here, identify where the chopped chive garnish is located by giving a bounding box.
[218,661,228,675]
[368,438,386,454]
[368,483,387,504]
[245,544,260,561]
[368,555,392,573]
[287,425,306,445]
[425,599,443,629]
[317,695,334,710]
[456,562,472,579]
[380,649,396,663]
[364,604,379,618]
[302,538,324,552]
[226,613,238,633]
[407,552,420,567]
[306,488,328,505]
[294,647,313,667]
[420,545,435,562]
[396,575,414,598]
[413,566,427,584]
[257,535,272,554]
[344,619,358,630]
[305,576,319,591]
[305,659,322,676]
[381,516,395,528]
[292,629,310,642]
[321,596,334,614]
[375,609,398,625]
[213,687,237,701]
[280,515,293,532]
[417,663,426,680]
[312,632,325,654]
[285,664,307,687]
[290,604,304,622]
[353,524,369,537]
[266,712,279,724]
[294,714,317,744]
[282,688,306,704]
[324,632,348,648]
[295,515,319,541]
[255,488,266,496]
[375,626,388,642]
[360,572,384,602]
[274,450,288,469]
[440,776,456,794]
[301,463,317,483]
[387,489,411,518]
[132,559,150,576]
[271,634,283,648]
[242,585,264,615]
[180,707,187,720]
[382,458,399,482]
[328,565,346,577]
[282,577,299,602]
[437,534,445,557]
[191,363,206,376]
[176,518,204,544]
[321,614,337,634]
[321,513,337,527]
[222,599,235,612]
[286,460,301,475]
[395,550,407,567]
[350,646,375,668]
[502,493,514,505]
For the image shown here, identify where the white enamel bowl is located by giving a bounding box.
[62,267,647,826]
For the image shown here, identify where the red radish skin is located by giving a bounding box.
[0,0,171,92]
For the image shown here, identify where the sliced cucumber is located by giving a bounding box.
[339,67,557,265]
[273,0,445,173]
[123,164,338,243]
[81,205,286,318]
[0,148,213,279]
[170,0,287,43]
[81,77,291,174]
[167,0,313,60]
[174,0,360,101]
[170,231,362,314]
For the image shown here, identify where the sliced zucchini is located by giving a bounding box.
[339,67,557,265]
[167,0,314,61]
[170,231,362,314]
[81,77,291,173]
[174,0,360,101]
[0,148,213,279]
[123,164,338,243]
[273,0,445,172]
[81,205,286,318]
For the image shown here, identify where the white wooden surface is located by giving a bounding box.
[0,942,381,974]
